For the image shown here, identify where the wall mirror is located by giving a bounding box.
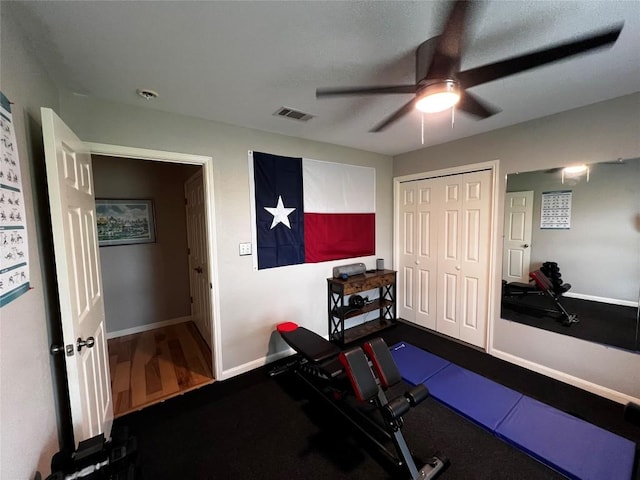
[501,157,639,352]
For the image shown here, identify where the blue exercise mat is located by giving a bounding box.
[392,342,637,480]
[425,363,523,432]
[389,342,450,385]
[495,396,636,480]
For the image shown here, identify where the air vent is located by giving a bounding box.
[273,107,314,122]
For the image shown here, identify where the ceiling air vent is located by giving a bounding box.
[273,107,314,122]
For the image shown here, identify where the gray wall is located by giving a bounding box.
[93,156,199,333]
[506,159,640,302]
[58,93,394,377]
[0,6,61,479]
[2,9,393,478]
[395,93,640,401]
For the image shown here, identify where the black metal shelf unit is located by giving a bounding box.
[327,270,396,345]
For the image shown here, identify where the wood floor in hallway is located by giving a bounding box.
[108,321,214,417]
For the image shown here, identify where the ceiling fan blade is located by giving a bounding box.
[425,0,471,79]
[457,25,623,88]
[316,85,418,98]
[369,97,419,132]
[457,91,500,119]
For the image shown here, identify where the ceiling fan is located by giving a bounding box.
[316,1,623,132]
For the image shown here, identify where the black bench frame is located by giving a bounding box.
[503,270,579,326]
[275,323,447,480]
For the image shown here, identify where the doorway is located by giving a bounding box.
[91,155,214,416]
[88,144,220,416]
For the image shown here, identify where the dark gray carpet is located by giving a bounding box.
[114,321,639,479]
[502,294,639,352]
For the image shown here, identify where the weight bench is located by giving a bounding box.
[503,269,578,326]
[276,322,448,480]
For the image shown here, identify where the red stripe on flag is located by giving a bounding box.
[304,213,375,263]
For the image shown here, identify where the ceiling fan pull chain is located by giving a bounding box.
[421,113,425,145]
[451,107,455,129]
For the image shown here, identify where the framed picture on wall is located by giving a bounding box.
[96,199,156,246]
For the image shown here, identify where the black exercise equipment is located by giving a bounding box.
[540,261,572,296]
[503,261,572,298]
[624,402,640,427]
[503,267,578,326]
[275,322,448,480]
[46,427,138,480]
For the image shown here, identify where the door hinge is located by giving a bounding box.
[190,296,193,304]
[187,248,190,255]
[184,198,188,205]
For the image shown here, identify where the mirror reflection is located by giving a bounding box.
[501,157,640,352]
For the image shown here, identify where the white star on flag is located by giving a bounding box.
[264,195,296,229]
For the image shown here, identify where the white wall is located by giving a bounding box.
[58,92,394,378]
[0,7,61,479]
[394,94,640,403]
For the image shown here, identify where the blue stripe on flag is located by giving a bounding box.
[253,152,305,269]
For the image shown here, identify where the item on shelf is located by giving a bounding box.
[333,263,366,279]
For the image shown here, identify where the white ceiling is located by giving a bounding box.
[8,1,640,156]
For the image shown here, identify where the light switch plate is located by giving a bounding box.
[239,242,252,256]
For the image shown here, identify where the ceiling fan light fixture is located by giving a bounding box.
[415,80,460,113]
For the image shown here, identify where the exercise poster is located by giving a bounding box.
[0,91,30,307]
[540,190,572,230]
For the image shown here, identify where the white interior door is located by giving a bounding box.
[458,170,492,346]
[414,180,440,329]
[398,180,439,329]
[185,170,213,353]
[436,171,492,347]
[41,108,113,446]
[398,182,417,322]
[436,176,463,339]
[502,191,534,283]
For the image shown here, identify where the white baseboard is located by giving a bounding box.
[106,316,192,339]
[490,347,639,405]
[218,347,295,381]
[563,292,639,308]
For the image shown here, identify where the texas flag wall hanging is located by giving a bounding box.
[249,151,375,270]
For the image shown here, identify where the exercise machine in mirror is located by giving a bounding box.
[501,157,639,352]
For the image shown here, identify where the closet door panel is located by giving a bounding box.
[459,170,492,347]
[415,183,439,329]
[398,185,416,321]
[437,177,462,338]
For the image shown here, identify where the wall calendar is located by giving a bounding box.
[541,190,572,230]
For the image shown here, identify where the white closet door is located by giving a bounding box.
[458,170,492,346]
[436,176,463,338]
[398,182,416,322]
[398,180,440,329]
[399,170,492,348]
[436,170,492,346]
[414,180,440,329]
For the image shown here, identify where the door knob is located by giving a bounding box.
[523,244,529,248]
[194,266,203,273]
[76,336,95,352]
[415,260,420,265]
[455,266,461,271]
